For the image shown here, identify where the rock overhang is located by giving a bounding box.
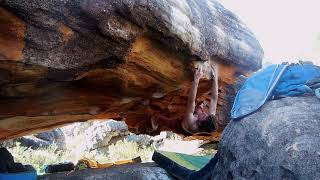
[0,0,263,140]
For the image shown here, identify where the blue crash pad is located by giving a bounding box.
[0,171,37,180]
[231,63,320,120]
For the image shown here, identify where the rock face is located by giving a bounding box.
[0,129,66,150]
[84,120,129,150]
[61,120,188,152]
[33,129,65,149]
[0,147,36,173]
[0,0,263,140]
[39,163,173,180]
[212,96,320,179]
[60,121,93,138]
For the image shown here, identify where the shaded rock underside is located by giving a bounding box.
[0,0,263,140]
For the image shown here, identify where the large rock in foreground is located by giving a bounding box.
[213,96,320,179]
[39,163,172,180]
[0,0,263,140]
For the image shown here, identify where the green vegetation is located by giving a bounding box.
[7,140,154,174]
[108,140,154,162]
[7,134,216,174]
[8,143,61,174]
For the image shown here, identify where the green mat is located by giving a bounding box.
[156,150,213,171]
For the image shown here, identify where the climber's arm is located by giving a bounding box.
[209,66,218,115]
[186,67,202,116]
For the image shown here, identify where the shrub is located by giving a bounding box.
[8,143,60,174]
[107,140,154,162]
[7,140,154,174]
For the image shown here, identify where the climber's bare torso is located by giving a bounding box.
[152,63,219,134]
[182,64,218,133]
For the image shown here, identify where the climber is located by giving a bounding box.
[151,64,218,134]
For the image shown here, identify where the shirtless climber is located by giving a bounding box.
[151,64,219,134]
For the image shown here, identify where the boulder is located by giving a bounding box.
[0,0,263,140]
[124,134,153,147]
[18,136,53,149]
[60,121,93,138]
[152,131,184,142]
[1,129,66,150]
[85,120,129,150]
[34,128,66,150]
[0,147,35,173]
[0,147,14,173]
[212,96,320,179]
[38,162,173,180]
[121,131,186,148]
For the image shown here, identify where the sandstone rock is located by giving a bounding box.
[124,134,153,147]
[123,131,186,148]
[34,129,66,150]
[152,131,184,142]
[1,129,66,150]
[61,121,93,138]
[0,0,263,140]
[38,162,173,180]
[85,120,129,150]
[212,96,320,179]
[60,121,185,152]
[18,136,53,150]
[0,147,36,173]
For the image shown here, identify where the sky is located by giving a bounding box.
[218,0,320,65]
